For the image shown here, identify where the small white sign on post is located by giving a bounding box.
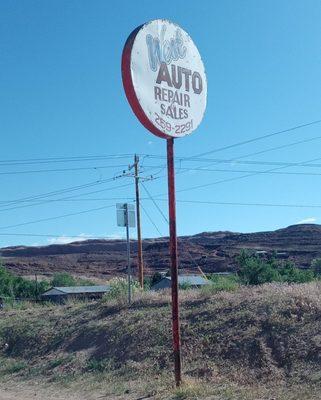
[116,203,136,228]
[116,203,136,304]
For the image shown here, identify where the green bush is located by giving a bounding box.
[237,250,314,285]
[103,277,141,302]
[51,272,76,287]
[50,272,96,287]
[1,360,27,375]
[0,265,49,300]
[86,358,114,372]
[278,262,314,283]
[207,274,240,291]
[311,258,321,276]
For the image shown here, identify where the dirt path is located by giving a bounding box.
[0,383,100,400]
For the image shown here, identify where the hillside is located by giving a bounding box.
[1,224,321,279]
[0,283,321,399]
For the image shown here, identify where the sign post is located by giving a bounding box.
[117,203,136,304]
[166,137,181,385]
[121,19,207,386]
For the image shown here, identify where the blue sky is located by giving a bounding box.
[0,0,321,247]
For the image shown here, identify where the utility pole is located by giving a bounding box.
[134,155,144,288]
[114,156,153,289]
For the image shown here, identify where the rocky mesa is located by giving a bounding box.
[1,224,321,279]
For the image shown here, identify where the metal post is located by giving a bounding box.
[35,273,38,300]
[166,137,182,387]
[125,204,132,304]
[134,154,144,288]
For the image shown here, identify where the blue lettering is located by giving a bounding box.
[146,26,187,72]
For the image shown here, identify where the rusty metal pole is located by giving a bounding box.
[134,154,144,288]
[166,137,182,387]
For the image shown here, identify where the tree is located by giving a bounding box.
[0,264,49,299]
[51,272,76,287]
[279,262,314,283]
[236,250,314,285]
[237,250,280,285]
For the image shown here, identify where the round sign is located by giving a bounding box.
[122,19,207,139]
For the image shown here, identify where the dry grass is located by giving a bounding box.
[0,282,321,399]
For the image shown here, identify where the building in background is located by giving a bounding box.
[151,275,209,291]
[41,285,110,303]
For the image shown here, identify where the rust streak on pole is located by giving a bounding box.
[167,137,182,387]
[134,154,144,288]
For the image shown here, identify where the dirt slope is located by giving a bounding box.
[0,283,321,399]
[1,283,321,383]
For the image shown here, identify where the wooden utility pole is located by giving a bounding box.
[115,155,146,288]
[134,154,144,288]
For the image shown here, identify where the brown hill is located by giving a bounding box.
[1,224,321,279]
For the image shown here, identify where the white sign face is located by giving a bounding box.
[122,19,207,139]
[116,203,136,228]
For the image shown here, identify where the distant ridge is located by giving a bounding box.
[1,224,321,279]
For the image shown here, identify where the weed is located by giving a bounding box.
[86,358,115,373]
[1,360,27,375]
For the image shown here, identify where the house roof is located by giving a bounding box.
[42,285,110,296]
[153,274,208,288]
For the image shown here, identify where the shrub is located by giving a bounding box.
[50,273,96,287]
[1,360,27,375]
[311,258,321,276]
[236,250,314,285]
[103,277,141,302]
[51,272,76,287]
[278,262,314,283]
[0,265,49,300]
[86,358,115,372]
[237,251,280,285]
[207,274,240,291]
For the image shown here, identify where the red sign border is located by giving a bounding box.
[121,24,172,140]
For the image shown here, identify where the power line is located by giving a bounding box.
[0,181,134,214]
[0,162,166,211]
[0,178,114,207]
[172,158,321,168]
[171,167,321,177]
[157,132,321,185]
[0,232,109,239]
[174,155,321,194]
[0,164,130,176]
[0,154,133,167]
[141,182,169,224]
[143,158,321,169]
[141,185,201,270]
[178,134,321,176]
[15,195,321,210]
[185,119,321,159]
[171,199,321,209]
[2,118,318,169]
[140,202,164,237]
[0,204,119,230]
